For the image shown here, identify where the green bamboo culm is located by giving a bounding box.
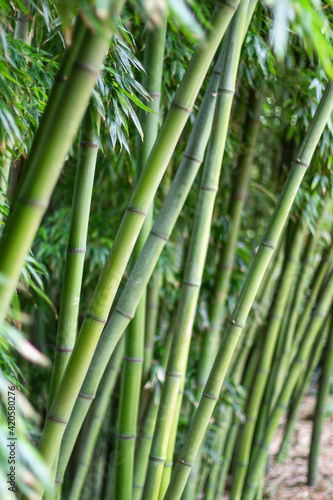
[38,1,242,471]
[276,244,333,462]
[68,338,124,500]
[230,218,305,500]
[0,6,114,326]
[48,106,100,407]
[142,3,250,497]
[54,35,231,487]
[164,80,333,500]
[243,272,333,500]
[114,15,167,500]
[308,307,333,486]
[195,87,263,399]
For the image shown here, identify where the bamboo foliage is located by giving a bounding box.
[164,81,333,500]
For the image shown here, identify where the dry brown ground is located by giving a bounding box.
[263,395,333,499]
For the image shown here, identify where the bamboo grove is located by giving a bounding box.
[0,1,333,499]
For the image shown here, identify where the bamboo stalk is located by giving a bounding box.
[48,106,100,407]
[0,6,114,325]
[230,219,305,499]
[307,307,333,486]
[54,39,228,487]
[143,4,249,497]
[196,88,263,399]
[243,272,333,500]
[114,16,167,499]
[68,338,124,499]
[276,246,333,462]
[38,2,241,470]
[163,80,333,500]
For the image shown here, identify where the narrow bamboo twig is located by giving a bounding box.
[143,4,249,497]
[308,307,333,486]
[68,338,124,499]
[48,106,100,406]
[39,2,241,470]
[164,80,333,500]
[55,41,227,486]
[114,17,167,499]
[243,272,333,500]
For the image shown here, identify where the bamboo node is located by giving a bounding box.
[172,102,192,114]
[74,61,100,77]
[86,313,107,324]
[178,458,194,467]
[200,185,218,192]
[220,263,233,270]
[19,196,48,208]
[133,484,144,489]
[166,371,182,379]
[261,240,276,250]
[123,356,144,364]
[55,75,68,82]
[213,70,222,75]
[116,308,134,320]
[66,247,86,254]
[218,87,234,94]
[165,462,173,467]
[149,455,166,463]
[55,345,73,353]
[55,479,63,484]
[229,319,244,329]
[127,206,148,216]
[183,153,202,164]
[116,433,136,441]
[183,280,201,288]
[203,392,219,401]
[295,158,309,168]
[219,0,238,10]
[150,229,169,241]
[149,92,161,98]
[245,482,257,490]
[48,415,69,424]
[236,461,249,468]
[79,391,95,400]
[80,141,99,149]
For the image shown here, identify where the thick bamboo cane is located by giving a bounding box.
[243,273,333,500]
[143,4,249,497]
[308,307,333,486]
[114,17,167,499]
[230,219,305,499]
[38,2,241,471]
[68,338,124,499]
[48,107,100,406]
[276,246,333,462]
[196,89,263,399]
[163,81,333,500]
[55,42,227,486]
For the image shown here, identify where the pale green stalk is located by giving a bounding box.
[143,4,249,497]
[39,2,241,471]
[243,273,333,500]
[114,16,167,499]
[55,36,229,486]
[164,80,333,500]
